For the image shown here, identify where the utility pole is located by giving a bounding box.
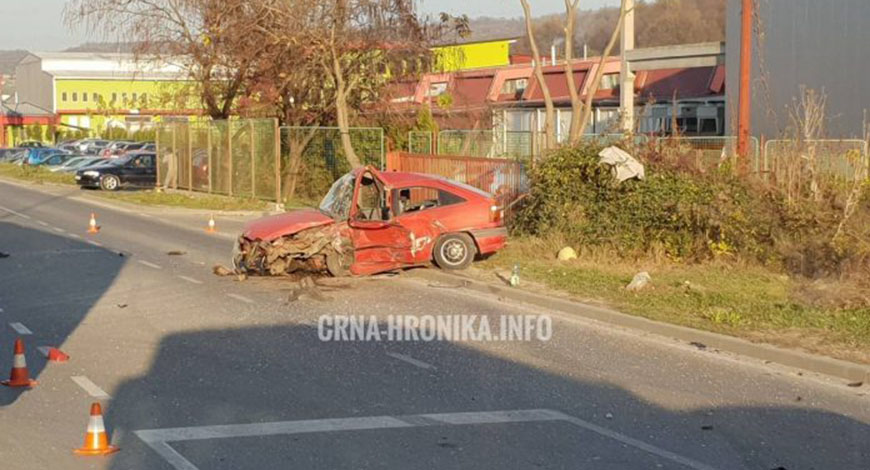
[737,0,753,174]
[620,0,636,134]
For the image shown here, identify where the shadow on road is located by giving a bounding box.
[105,323,870,470]
[0,220,125,406]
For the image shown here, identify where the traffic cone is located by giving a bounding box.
[74,402,119,456]
[1,338,37,387]
[206,214,216,233]
[88,213,100,234]
[47,347,70,363]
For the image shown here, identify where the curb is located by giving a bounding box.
[406,268,870,384]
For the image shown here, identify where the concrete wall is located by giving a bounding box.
[14,55,54,111]
[726,0,870,139]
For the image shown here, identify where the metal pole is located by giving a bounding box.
[274,119,281,204]
[172,125,178,189]
[207,124,212,194]
[155,124,161,188]
[737,0,753,174]
[250,120,256,199]
[620,0,635,134]
[187,124,193,191]
[227,121,233,197]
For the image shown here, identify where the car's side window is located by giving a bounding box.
[392,186,466,217]
[355,172,387,221]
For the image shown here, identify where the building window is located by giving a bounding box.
[61,92,68,102]
[141,93,148,105]
[93,93,99,102]
[83,92,88,102]
[426,82,448,97]
[122,93,128,103]
[112,93,117,103]
[599,74,619,90]
[72,92,78,102]
[132,93,138,103]
[501,78,528,95]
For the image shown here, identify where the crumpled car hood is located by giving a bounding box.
[242,209,335,241]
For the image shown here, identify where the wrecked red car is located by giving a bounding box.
[233,166,507,277]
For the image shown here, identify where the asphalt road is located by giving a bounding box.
[0,179,868,470]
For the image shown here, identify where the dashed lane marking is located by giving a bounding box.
[37,220,49,227]
[87,240,103,247]
[386,352,436,370]
[179,275,203,285]
[71,376,111,399]
[226,293,254,304]
[37,346,51,357]
[52,227,66,233]
[0,206,31,219]
[137,260,162,269]
[9,322,32,335]
[134,409,718,470]
[68,233,81,239]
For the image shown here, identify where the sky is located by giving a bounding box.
[0,0,616,52]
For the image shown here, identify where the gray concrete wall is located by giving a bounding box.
[726,0,870,139]
[14,55,54,112]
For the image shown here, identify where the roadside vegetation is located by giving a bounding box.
[481,135,870,364]
[90,190,280,212]
[0,163,76,185]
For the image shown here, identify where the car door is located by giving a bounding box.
[123,156,147,186]
[346,168,415,275]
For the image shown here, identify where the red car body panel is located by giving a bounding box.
[243,209,334,241]
[239,167,507,276]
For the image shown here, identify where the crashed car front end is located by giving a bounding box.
[233,223,354,277]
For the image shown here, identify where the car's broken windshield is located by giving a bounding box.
[319,173,355,220]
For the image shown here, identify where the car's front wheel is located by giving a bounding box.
[433,233,476,270]
[99,175,120,191]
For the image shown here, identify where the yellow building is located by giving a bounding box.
[14,52,196,139]
[431,37,518,72]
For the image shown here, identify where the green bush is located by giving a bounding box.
[513,143,784,261]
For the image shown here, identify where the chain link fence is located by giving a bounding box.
[156,118,280,201]
[762,139,868,181]
[280,127,384,200]
[651,136,760,172]
[408,131,434,155]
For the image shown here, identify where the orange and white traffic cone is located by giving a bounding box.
[74,402,119,456]
[206,214,216,233]
[87,213,100,234]
[1,338,37,387]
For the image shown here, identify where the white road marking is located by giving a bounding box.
[386,352,436,370]
[0,206,31,219]
[37,346,51,357]
[135,409,716,470]
[178,275,203,285]
[226,293,254,304]
[9,322,32,335]
[52,227,66,233]
[71,376,111,399]
[68,233,81,239]
[138,212,153,218]
[37,220,49,227]
[137,260,162,269]
[0,307,4,313]
[87,240,103,247]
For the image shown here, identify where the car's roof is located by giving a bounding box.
[377,170,493,199]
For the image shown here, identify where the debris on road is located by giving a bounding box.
[427,280,471,289]
[604,412,613,420]
[0,251,10,258]
[167,250,187,256]
[598,146,645,182]
[690,341,707,350]
[557,246,578,261]
[625,271,651,291]
[509,264,520,287]
[116,303,128,309]
[701,425,714,431]
[286,276,330,302]
[213,264,234,276]
[847,381,863,387]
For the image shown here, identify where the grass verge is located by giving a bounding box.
[0,163,76,185]
[90,190,280,212]
[476,237,870,365]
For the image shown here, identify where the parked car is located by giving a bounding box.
[0,148,27,162]
[117,141,155,156]
[233,166,507,277]
[75,152,157,190]
[35,153,79,169]
[57,140,82,153]
[26,148,70,165]
[18,141,46,148]
[70,139,111,155]
[100,141,135,157]
[50,156,103,172]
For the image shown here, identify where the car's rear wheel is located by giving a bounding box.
[100,175,120,191]
[433,233,476,270]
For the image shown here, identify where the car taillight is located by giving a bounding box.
[490,205,503,223]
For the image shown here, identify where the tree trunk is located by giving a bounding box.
[282,127,318,201]
[576,0,628,138]
[331,44,363,169]
[563,0,583,144]
[521,0,556,150]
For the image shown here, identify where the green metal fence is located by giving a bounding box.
[156,118,280,201]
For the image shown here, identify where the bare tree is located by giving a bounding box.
[521,0,556,150]
[563,0,583,144]
[65,0,273,119]
[575,0,629,138]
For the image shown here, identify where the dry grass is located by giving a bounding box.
[476,236,870,364]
